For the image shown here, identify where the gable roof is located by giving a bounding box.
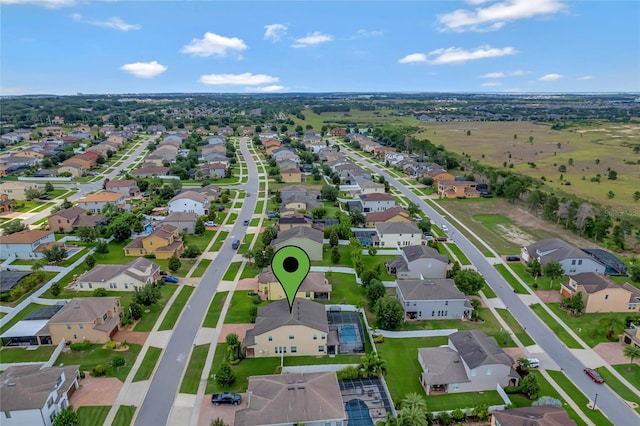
[375,222,421,235]
[78,191,123,203]
[105,179,136,188]
[169,190,207,204]
[360,193,395,202]
[259,267,330,293]
[271,226,323,246]
[48,297,119,324]
[525,238,594,264]
[0,364,80,411]
[402,245,448,263]
[491,405,577,426]
[164,212,199,222]
[50,206,86,220]
[365,207,411,223]
[418,347,470,386]
[397,279,466,301]
[0,230,52,245]
[147,223,178,240]
[449,330,513,369]
[77,258,159,284]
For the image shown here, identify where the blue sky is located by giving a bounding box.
[1,0,639,95]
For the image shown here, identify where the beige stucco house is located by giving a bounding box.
[560,272,640,313]
[258,267,331,301]
[46,297,123,344]
[0,181,40,201]
[374,222,425,248]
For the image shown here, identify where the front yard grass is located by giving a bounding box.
[495,264,529,294]
[546,370,613,426]
[135,284,179,332]
[184,230,215,253]
[210,231,229,251]
[510,262,563,291]
[224,290,268,324]
[375,336,447,402]
[595,367,640,413]
[0,345,56,363]
[206,343,280,394]
[495,308,536,346]
[546,303,626,348]
[132,346,163,382]
[222,262,242,281]
[191,259,212,278]
[179,344,210,394]
[77,406,110,426]
[202,291,228,328]
[240,263,261,279]
[482,283,497,299]
[612,363,640,391]
[158,285,195,331]
[529,303,582,348]
[112,405,136,426]
[445,243,472,265]
[154,257,193,278]
[56,343,142,382]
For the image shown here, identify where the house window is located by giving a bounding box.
[4,412,11,419]
[124,283,128,289]
[578,260,583,265]
[321,334,326,340]
[432,311,435,317]
[313,334,317,340]
[318,345,324,352]
[605,294,609,300]
[79,324,83,329]
[487,368,492,376]
[268,336,273,341]
[572,260,576,265]
[275,347,279,354]
[289,335,295,340]
[452,384,460,390]
[103,313,108,321]
[66,323,71,330]
[88,283,92,289]
[79,283,83,289]
[471,369,477,377]
[291,346,297,353]
[305,291,311,298]
[445,301,448,306]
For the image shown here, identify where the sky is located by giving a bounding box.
[1,0,639,95]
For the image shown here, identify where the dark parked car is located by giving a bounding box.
[506,255,521,262]
[218,205,225,211]
[162,276,179,283]
[38,195,51,200]
[584,368,604,384]
[211,392,241,406]
[243,219,250,226]
[434,237,448,242]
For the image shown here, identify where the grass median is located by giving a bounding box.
[132,347,163,382]
[202,291,228,328]
[495,308,536,346]
[158,285,195,331]
[529,303,582,349]
[495,264,529,294]
[180,344,210,394]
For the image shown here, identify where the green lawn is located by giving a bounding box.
[191,259,212,278]
[510,262,564,291]
[210,231,229,251]
[495,308,536,346]
[445,243,472,265]
[546,370,613,426]
[612,363,640,391]
[56,343,142,382]
[323,273,365,306]
[224,291,269,324]
[238,234,254,255]
[482,284,497,299]
[595,367,640,413]
[223,262,242,281]
[180,344,210,394]
[240,263,262,279]
[158,285,195,331]
[93,240,130,264]
[375,336,447,402]
[228,213,238,224]
[0,345,56,363]
[546,303,627,348]
[77,406,110,426]
[529,304,582,349]
[249,218,260,226]
[427,390,503,411]
[467,213,522,255]
[0,303,48,334]
[255,200,264,213]
[135,284,179,332]
[529,370,587,426]
[202,291,228,328]
[154,257,193,278]
[132,346,163,382]
[113,405,136,426]
[285,354,364,366]
[205,343,280,393]
[184,230,215,252]
[495,264,529,294]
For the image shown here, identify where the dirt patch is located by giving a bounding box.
[112,330,149,346]
[593,342,640,366]
[69,376,122,408]
[495,224,535,247]
[218,324,253,344]
[534,290,563,304]
[198,393,246,426]
[236,277,258,291]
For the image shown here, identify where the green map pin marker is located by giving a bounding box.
[271,246,311,313]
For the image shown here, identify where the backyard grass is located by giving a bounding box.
[179,344,210,394]
[529,304,582,348]
[595,367,640,413]
[77,406,110,426]
[546,303,627,348]
[56,343,142,382]
[206,343,280,393]
[322,273,364,306]
[191,259,212,278]
[158,285,195,331]
[376,336,447,401]
[495,308,536,346]
[0,345,56,363]
[546,370,613,426]
[210,231,229,251]
[427,390,504,412]
[445,243,472,265]
[0,271,58,307]
[112,405,136,426]
[223,262,242,281]
[202,291,228,328]
[495,264,529,294]
[132,346,163,382]
[135,284,179,332]
[0,303,49,335]
[612,364,640,391]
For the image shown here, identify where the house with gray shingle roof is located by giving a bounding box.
[373,222,424,248]
[74,258,160,292]
[386,245,449,279]
[396,279,471,320]
[168,190,209,216]
[521,238,605,276]
[271,227,323,261]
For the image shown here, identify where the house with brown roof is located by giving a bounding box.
[46,297,123,344]
[491,405,576,426]
[277,214,312,231]
[437,180,481,198]
[423,164,455,184]
[271,226,324,261]
[244,299,335,357]
[105,180,140,198]
[259,267,331,301]
[57,163,83,178]
[234,372,346,426]
[365,206,412,227]
[124,223,184,259]
[559,272,640,313]
[77,191,125,214]
[0,364,81,426]
[0,181,40,201]
[280,168,304,183]
[163,212,199,234]
[47,206,108,232]
[131,164,170,178]
[73,258,161,292]
[0,230,57,260]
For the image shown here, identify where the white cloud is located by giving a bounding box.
[291,32,333,48]
[198,73,279,86]
[480,69,526,78]
[437,0,567,32]
[1,0,75,8]
[181,32,247,57]
[352,29,384,38]
[71,13,141,31]
[253,85,286,93]
[120,61,167,79]
[0,86,29,95]
[264,24,287,41]
[481,82,503,87]
[538,73,562,81]
[427,45,517,64]
[577,75,593,80]
[503,87,522,92]
[398,53,427,64]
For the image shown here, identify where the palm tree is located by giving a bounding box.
[398,405,427,426]
[359,352,387,378]
[401,392,427,412]
[622,345,640,372]
[497,328,512,345]
[244,249,255,266]
[31,260,45,272]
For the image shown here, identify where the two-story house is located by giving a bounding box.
[271,226,324,261]
[373,222,424,248]
[358,193,396,213]
[259,267,331,301]
[365,207,412,227]
[280,168,304,183]
[0,230,57,260]
[437,180,481,198]
[168,191,209,216]
[386,245,449,279]
[396,279,471,320]
[559,272,640,313]
[521,238,605,276]
[73,258,161,292]
[46,297,123,344]
[124,223,184,259]
[0,181,40,201]
[105,180,140,198]
[47,206,108,232]
[77,191,125,214]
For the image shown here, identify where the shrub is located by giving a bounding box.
[337,366,362,380]
[249,306,258,323]
[111,356,126,368]
[104,341,117,350]
[50,283,61,297]
[251,295,261,305]
[450,408,465,422]
[92,364,106,377]
[436,411,451,426]
[504,385,522,394]
[69,341,91,351]
[93,288,108,297]
[79,371,85,379]
[373,335,384,344]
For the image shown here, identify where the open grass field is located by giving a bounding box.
[417,121,640,214]
[289,108,419,133]
[132,346,163,382]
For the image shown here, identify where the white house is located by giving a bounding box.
[0,230,56,260]
[74,257,161,291]
[521,238,605,276]
[373,222,424,248]
[359,193,396,213]
[168,191,209,216]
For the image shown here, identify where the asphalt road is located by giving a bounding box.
[341,148,640,425]
[135,138,258,426]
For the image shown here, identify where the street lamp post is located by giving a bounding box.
[593,393,599,411]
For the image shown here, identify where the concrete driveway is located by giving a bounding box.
[197,393,246,426]
[69,376,122,408]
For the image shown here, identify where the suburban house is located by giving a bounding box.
[47,206,108,232]
[0,364,81,426]
[623,326,640,348]
[271,226,324,261]
[206,135,226,145]
[0,181,40,200]
[163,212,199,234]
[358,193,396,213]
[365,207,412,227]
[105,180,140,198]
[259,267,331,301]
[0,230,57,260]
[357,180,385,194]
[77,191,125,214]
[200,162,227,179]
[373,222,425,248]
[234,372,346,426]
[280,168,304,183]
[244,299,334,357]
[280,185,317,201]
[396,279,472,320]
[46,297,123,344]
[418,330,518,395]
[491,405,577,426]
[277,214,313,231]
[57,163,83,178]
[73,258,161,292]
[386,245,449,279]
[423,164,455,184]
[168,191,209,216]
[521,238,605,276]
[437,180,481,198]
[559,272,640,313]
[124,223,184,259]
[131,164,170,178]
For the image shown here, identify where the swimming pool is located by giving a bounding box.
[65,248,81,257]
[339,324,358,343]
[344,399,373,426]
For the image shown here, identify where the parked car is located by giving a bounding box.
[243,219,250,226]
[434,237,448,242]
[506,255,521,262]
[218,205,225,211]
[204,221,218,227]
[584,368,604,383]
[526,358,540,368]
[162,276,179,283]
[38,195,51,200]
[441,224,449,232]
[211,392,241,406]
[267,211,276,219]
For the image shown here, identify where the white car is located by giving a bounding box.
[204,221,218,227]
[441,224,449,232]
